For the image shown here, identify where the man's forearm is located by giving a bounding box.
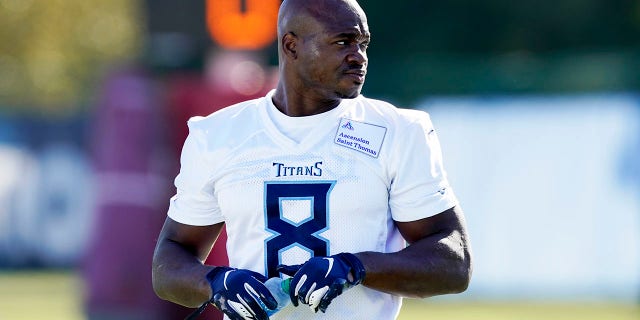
[152,240,214,308]
[355,229,471,298]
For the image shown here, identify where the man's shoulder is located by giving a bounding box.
[184,95,268,152]
[357,95,397,111]
[356,95,431,125]
[190,96,265,125]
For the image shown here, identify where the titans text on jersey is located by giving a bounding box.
[273,162,323,177]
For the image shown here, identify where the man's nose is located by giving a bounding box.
[346,45,367,65]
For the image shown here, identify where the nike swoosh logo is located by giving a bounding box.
[325,258,334,278]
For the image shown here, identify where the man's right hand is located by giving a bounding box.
[206,266,277,320]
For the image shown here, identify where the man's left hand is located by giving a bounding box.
[276,252,366,313]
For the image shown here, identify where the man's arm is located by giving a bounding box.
[355,205,472,298]
[152,218,223,307]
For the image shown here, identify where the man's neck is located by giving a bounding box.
[272,85,341,117]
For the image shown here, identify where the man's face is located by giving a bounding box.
[295,12,370,99]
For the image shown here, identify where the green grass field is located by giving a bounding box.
[0,271,83,320]
[0,271,638,320]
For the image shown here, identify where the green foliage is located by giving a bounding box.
[0,0,143,113]
[363,0,640,54]
[359,0,640,103]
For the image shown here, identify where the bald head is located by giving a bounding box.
[277,0,367,40]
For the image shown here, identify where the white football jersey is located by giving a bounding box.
[168,90,458,320]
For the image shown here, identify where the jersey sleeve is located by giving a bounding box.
[167,118,225,226]
[388,111,458,222]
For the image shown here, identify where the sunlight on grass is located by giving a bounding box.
[0,271,84,320]
[0,271,637,320]
[399,299,639,320]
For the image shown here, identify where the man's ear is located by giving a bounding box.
[282,32,298,59]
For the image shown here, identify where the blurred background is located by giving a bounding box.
[0,0,639,319]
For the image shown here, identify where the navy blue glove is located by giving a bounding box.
[206,266,277,320]
[276,253,366,313]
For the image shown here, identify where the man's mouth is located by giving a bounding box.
[343,69,366,83]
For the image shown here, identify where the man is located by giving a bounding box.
[152,0,472,319]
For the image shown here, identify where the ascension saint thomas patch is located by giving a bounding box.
[334,118,387,158]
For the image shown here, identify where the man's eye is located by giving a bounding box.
[336,40,347,45]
